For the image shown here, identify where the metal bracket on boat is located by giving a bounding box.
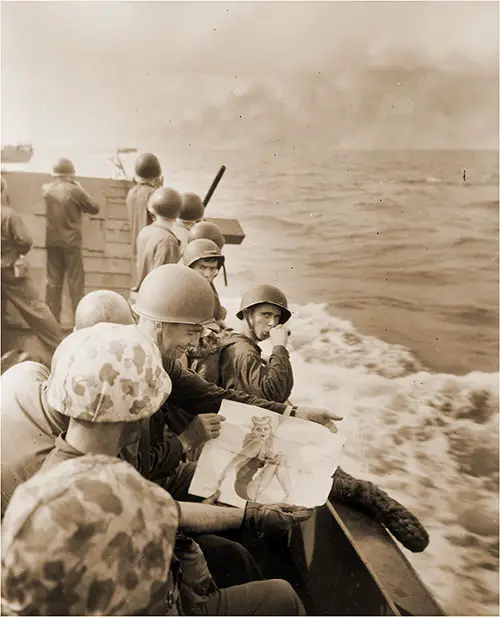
[109,148,137,180]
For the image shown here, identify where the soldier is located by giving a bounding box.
[39,322,308,616]
[174,192,205,253]
[1,289,136,515]
[2,454,180,616]
[182,238,227,325]
[1,175,62,365]
[188,220,226,250]
[43,158,100,322]
[126,153,163,269]
[196,284,430,554]
[131,187,182,299]
[132,264,341,439]
[74,289,135,330]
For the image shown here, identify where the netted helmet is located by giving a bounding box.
[1,454,178,616]
[47,323,171,423]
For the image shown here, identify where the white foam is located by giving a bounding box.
[220,294,500,615]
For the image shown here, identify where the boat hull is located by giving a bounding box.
[289,501,445,616]
[1,170,244,340]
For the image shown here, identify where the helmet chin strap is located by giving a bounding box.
[154,321,165,349]
[243,309,259,341]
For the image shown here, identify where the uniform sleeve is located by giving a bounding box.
[164,356,288,416]
[135,411,185,480]
[146,437,185,480]
[72,185,100,215]
[228,343,294,403]
[152,238,181,268]
[10,211,33,255]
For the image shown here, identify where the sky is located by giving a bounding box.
[1,1,499,150]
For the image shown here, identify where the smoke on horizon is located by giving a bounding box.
[2,2,498,149]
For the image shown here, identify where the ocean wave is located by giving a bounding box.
[452,235,485,247]
[221,296,499,616]
[399,177,498,187]
[469,199,500,210]
[449,305,499,327]
[400,176,445,185]
[243,213,306,233]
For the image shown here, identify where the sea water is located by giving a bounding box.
[177,147,499,616]
[13,146,499,615]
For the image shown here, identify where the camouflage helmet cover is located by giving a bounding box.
[47,323,171,423]
[1,454,179,616]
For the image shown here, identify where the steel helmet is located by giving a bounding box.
[47,322,171,423]
[236,284,291,324]
[188,221,225,249]
[183,239,225,269]
[134,153,162,179]
[148,187,182,219]
[52,157,76,176]
[2,454,178,617]
[133,263,215,325]
[179,192,204,222]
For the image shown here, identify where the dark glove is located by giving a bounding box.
[242,502,313,536]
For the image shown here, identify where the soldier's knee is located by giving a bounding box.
[267,579,305,615]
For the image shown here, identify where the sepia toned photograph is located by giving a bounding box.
[1,1,498,616]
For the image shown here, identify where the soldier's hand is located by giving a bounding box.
[243,502,314,535]
[269,324,290,348]
[295,407,343,433]
[180,414,226,450]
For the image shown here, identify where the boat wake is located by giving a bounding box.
[222,296,499,616]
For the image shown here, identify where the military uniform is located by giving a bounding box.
[0,361,66,515]
[1,205,62,357]
[126,180,156,271]
[132,221,181,292]
[2,455,179,616]
[35,324,304,615]
[43,178,100,321]
[218,333,293,403]
[173,220,191,254]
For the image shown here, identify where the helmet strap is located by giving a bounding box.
[154,321,164,349]
[243,309,258,340]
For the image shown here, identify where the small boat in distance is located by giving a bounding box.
[1,143,34,164]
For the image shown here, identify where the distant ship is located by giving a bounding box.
[1,143,34,163]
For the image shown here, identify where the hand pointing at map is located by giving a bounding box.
[294,407,343,433]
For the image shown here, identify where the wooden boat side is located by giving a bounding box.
[289,500,445,616]
[2,170,245,331]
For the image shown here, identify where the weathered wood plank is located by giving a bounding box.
[2,171,114,217]
[106,220,131,244]
[85,271,131,289]
[106,202,128,220]
[25,251,131,274]
[2,170,245,333]
[84,255,130,275]
[103,241,132,259]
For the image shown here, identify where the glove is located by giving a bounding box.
[242,502,313,535]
